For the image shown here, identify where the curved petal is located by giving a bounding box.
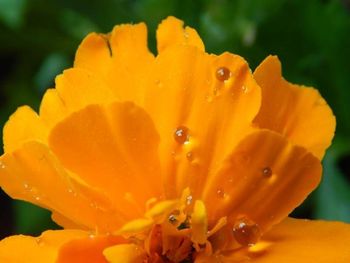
[253,56,335,160]
[3,106,48,153]
[143,46,261,198]
[48,102,162,221]
[0,141,123,232]
[103,244,147,263]
[157,16,204,53]
[40,69,117,129]
[243,218,350,263]
[74,23,154,105]
[39,88,68,128]
[203,130,321,233]
[0,230,88,263]
[56,234,126,263]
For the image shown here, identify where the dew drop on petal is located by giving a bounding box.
[216,188,226,198]
[186,151,194,162]
[262,167,272,177]
[174,126,189,144]
[36,237,43,245]
[216,67,231,82]
[0,162,5,169]
[233,217,261,246]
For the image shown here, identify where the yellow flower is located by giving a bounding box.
[0,16,349,262]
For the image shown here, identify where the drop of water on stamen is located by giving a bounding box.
[262,167,272,177]
[186,195,193,205]
[216,67,231,82]
[168,214,178,224]
[174,126,189,145]
[232,217,261,247]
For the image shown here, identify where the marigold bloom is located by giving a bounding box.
[0,16,350,262]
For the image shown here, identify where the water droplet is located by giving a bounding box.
[232,217,261,246]
[35,196,41,201]
[168,214,178,224]
[184,31,189,39]
[186,152,194,162]
[262,167,272,177]
[90,202,98,209]
[216,67,231,82]
[68,188,78,197]
[23,183,29,189]
[0,162,5,169]
[205,95,213,103]
[241,85,248,93]
[174,126,189,144]
[155,80,164,88]
[186,195,193,205]
[36,237,43,245]
[216,188,226,198]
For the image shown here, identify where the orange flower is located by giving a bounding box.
[0,16,349,262]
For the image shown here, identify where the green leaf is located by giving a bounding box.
[14,200,59,235]
[0,0,27,29]
[314,142,350,223]
[34,52,70,92]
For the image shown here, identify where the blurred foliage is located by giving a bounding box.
[0,0,350,237]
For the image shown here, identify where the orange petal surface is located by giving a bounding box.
[157,16,204,53]
[49,102,162,222]
[0,141,122,232]
[253,56,335,159]
[57,234,126,263]
[244,217,350,263]
[143,46,261,199]
[103,244,147,263]
[203,130,321,233]
[3,106,48,152]
[0,230,87,263]
[74,23,154,105]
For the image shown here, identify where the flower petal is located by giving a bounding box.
[74,23,154,104]
[56,234,126,263]
[39,69,118,129]
[143,46,261,198]
[39,88,68,128]
[0,230,87,263]
[243,218,350,263]
[157,16,204,53]
[49,102,162,221]
[103,244,147,263]
[3,106,48,152]
[0,141,122,232]
[253,56,335,159]
[203,130,321,233]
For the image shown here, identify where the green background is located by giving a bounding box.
[0,0,349,238]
